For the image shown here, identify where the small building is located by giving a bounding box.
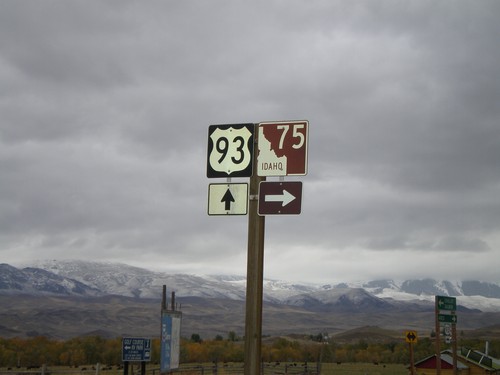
[461,347,500,371]
[414,352,468,375]
[414,349,500,375]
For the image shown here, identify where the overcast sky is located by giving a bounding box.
[1,1,499,284]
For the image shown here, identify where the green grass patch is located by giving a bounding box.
[320,362,407,375]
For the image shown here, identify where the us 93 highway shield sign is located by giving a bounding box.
[207,124,254,178]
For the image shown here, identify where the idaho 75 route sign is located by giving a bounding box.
[257,120,308,176]
[207,124,254,178]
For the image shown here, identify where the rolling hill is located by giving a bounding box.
[1,260,500,340]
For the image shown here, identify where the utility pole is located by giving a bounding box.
[452,311,458,375]
[244,126,266,375]
[435,296,441,375]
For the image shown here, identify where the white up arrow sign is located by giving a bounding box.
[264,190,296,207]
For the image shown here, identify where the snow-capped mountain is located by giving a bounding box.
[20,260,249,300]
[3,259,500,312]
[283,287,394,312]
[0,263,101,296]
[360,279,500,311]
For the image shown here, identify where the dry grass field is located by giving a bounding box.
[1,294,500,340]
[320,363,407,375]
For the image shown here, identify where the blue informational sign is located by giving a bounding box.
[160,311,182,373]
[122,337,151,362]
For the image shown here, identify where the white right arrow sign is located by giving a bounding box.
[264,190,296,207]
[258,181,302,216]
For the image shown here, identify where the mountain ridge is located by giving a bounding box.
[2,260,500,340]
[2,260,500,311]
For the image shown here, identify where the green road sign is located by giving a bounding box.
[436,295,457,311]
[438,313,458,324]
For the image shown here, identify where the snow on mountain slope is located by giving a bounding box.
[26,259,247,299]
[8,260,500,312]
[0,263,101,296]
[364,281,500,312]
[284,287,393,312]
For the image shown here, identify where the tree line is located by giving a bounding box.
[0,333,498,368]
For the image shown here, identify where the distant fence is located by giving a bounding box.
[0,364,121,375]
[152,363,319,375]
[0,362,319,375]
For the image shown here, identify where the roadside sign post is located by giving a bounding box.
[206,120,309,375]
[243,140,266,375]
[122,337,151,375]
[435,296,458,375]
[452,311,458,373]
[405,331,418,375]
